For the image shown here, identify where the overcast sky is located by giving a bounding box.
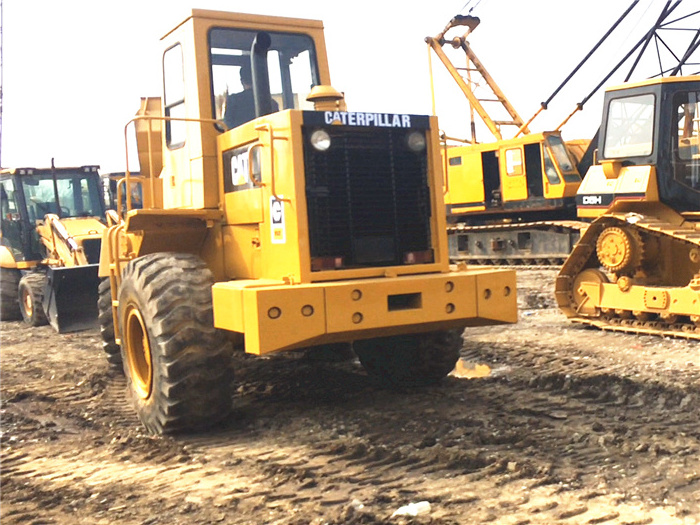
[1,0,698,172]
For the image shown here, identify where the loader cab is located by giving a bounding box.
[444,131,581,222]
[156,10,332,210]
[595,76,700,212]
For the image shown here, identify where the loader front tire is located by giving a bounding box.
[18,272,48,327]
[118,253,233,434]
[0,268,22,320]
[98,278,121,367]
[353,329,463,388]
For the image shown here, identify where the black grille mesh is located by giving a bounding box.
[303,127,432,268]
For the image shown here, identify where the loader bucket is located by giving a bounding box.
[43,264,100,333]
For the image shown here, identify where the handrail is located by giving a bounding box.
[247,144,265,188]
[115,177,126,216]
[107,221,129,344]
[254,122,290,202]
[440,134,450,196]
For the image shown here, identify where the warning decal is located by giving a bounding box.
[270,196,286,244]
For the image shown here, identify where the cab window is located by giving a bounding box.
[163,44,186,148]
[545,135,581,183]
[603,93,655,158]
[504,148,523,176]
[0,178,18,218]
[542,148,561,184]
[209,28,320,130]
[20,172,104,221]
[673,90,700,190]
[0,178,23,257]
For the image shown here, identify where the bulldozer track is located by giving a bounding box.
[449,220,589,266]
[571,316,700,339]
[557,212,700,340]
[449,220,590,233]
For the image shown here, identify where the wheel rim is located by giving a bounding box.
[22,288,34,317]
[124,304,152,399]
[596,226,640,273]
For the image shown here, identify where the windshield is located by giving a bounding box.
[603,93,655,158]
[20,171,104,221]
[542,148,560,185]
[209,28,320,129]
[545,135,581,183]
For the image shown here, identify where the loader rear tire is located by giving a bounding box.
[353,329,463,388]
[18,272,49,327]
[118,253,233,434]
[98,278,121,368]
[0,268,22,320]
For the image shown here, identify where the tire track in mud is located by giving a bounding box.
[2,274,700,524]
[32,366,698,523]
[460,298,700,521]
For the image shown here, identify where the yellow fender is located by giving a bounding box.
[0,246,17,269]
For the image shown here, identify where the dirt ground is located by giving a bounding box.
[1,269,699,525]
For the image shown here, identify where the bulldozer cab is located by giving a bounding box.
[577,77,700,217]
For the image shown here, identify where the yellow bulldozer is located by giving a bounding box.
[98,9,518,434]
[556,75,700,338]
[0,164,112,332]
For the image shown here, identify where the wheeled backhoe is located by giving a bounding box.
[0,165,111,332]
[99,9,518,434]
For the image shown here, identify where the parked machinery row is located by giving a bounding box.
[428,1,699,267]
[3,4,698,437]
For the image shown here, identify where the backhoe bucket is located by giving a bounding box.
[43,265,100,333]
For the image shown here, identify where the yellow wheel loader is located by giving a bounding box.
[99,9,518,435]
[0,165,110,332]
[556,76,700,338]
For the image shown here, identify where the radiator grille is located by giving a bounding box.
[303,127,432,268]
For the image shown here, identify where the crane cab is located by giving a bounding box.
[445,132,583,222]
